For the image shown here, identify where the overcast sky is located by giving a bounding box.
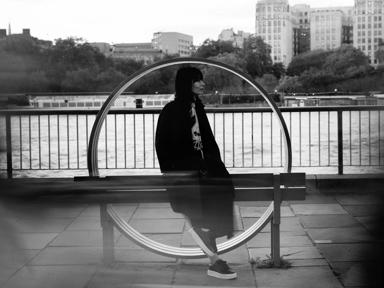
[2,0,355,45]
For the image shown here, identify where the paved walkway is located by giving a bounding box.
[0,181,382,288]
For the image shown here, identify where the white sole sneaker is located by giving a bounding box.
[207,269,237,280]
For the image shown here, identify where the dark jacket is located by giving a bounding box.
[155,97,234,238]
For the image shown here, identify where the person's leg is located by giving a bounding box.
[186,219,237,279]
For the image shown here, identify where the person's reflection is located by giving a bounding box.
[155,67,236,280]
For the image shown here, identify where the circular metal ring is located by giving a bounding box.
[87,57,292,258]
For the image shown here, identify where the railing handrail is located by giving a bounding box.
[1,105,384,116]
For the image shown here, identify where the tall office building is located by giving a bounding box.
[255,0,293,66]
[310,7,353,51]
[354,0,384,65]
[291,4,311,55]
[151,32,193,56]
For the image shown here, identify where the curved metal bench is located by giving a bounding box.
[98,172,306,265]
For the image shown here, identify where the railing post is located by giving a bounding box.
[271,174,281,266]
[337,110,343,175]
[6,114,12,179]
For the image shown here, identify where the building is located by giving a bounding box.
[218,28,251,48]
[151,32,193,56]
[110,43,162,63]
[353,0,384,65]
[0,27,52,49]
[89,42,162,63]
[255,0,293,67]
[291,4,310,29]
[291,4,311,56]
[310,7,353,51]
[0,29,6,38]
[89,42,113,57]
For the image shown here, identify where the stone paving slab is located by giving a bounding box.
[0,250,40,286]
[0,268,18,287]
[335,195,382,205]
[65,217,103,231]
[243,217,305,232]
[115,248,177,263]
[355,216,377,231]
[2,265,96,288]
[289,258,329,267]
[128,219,185,233]
[246,232,313,248]
[132,208,184,219]
[240,206,294,217]
[10,233,58,249]
[87,263,175,288]
[249,246,322,261]
[79,204,137,217]
[316,243,376,262]
[330,261,370,287]
[253,266,343,288]
[116,233,183,249]
[10,218,73,233]
[13,205,86,219]
[1,249,40,268]
[49,230,104,247]
[306,227,374,244]
[342,205,382,217]
[30,247,102,265]
[288,194,337,204]
[298,214,361,228]
[173,263,255,287]
[180,246,250,265]
[181,231,242,247]
[290,204,348,215]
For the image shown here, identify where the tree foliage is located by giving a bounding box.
[194,39,237,58]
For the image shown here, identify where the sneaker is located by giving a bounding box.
[189,228,217,254]
[207,259,237,280]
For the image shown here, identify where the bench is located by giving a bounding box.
[83,172,306,266]
[0,172,306,267]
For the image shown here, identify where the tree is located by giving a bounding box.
[276,76,303,93]
[287,49,332,76]
[43,38,109,91]
[375,39,384,64]
[271,62,285,79]
[323,45,370,76]
[256,73,279,92]
[202,53,247,94]
[193,39,237,58]
[241,36,273,78]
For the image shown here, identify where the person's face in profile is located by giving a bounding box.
[192,79,205,96]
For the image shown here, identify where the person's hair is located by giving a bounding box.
[174,66,203,101]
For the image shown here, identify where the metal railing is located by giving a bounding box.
[1,106,383,178]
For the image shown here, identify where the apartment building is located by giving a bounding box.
[255,0,293,66]
[151,32,193,56]
[354,0,384,65]
[218,28,251,48]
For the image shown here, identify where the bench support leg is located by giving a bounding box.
[271,175,281,267]
[100,204,115,265]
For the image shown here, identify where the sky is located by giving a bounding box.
[2,0,355,46]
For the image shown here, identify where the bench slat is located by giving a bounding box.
[279,173,306,187]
